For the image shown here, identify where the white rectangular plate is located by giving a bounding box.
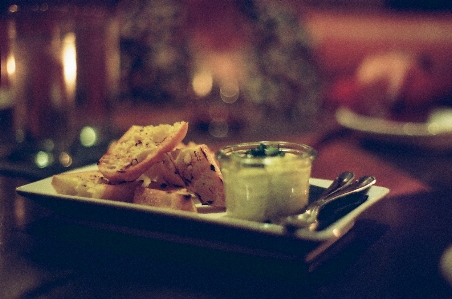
[16,165,389,261]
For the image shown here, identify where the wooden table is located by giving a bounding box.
[1,124,452,299]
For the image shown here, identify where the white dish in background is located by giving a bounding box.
[336,107,452,151]
[16,165,389,261]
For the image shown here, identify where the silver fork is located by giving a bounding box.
[278,175,376,231]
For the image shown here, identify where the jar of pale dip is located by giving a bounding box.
[216,141,317,222]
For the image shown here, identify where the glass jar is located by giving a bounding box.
[216,141,317,222]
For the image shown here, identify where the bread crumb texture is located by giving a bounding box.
[98,121,188,182]
[138,144,224,207]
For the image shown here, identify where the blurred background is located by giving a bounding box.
[1,0,451,178]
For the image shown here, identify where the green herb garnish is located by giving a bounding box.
[245,143,285,157]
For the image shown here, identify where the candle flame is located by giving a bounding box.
[6,53,15,77]
[62,32,76,101]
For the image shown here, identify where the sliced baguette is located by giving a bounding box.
[141,144,225,207]
[98,121,188,182]
[133,186,197,212]
[51,170,140,202]
[174,144,225,206]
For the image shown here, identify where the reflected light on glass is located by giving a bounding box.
[332,228,342,237]
[8,4,18,13]
[62,32,77,101]
[35,151,53,168]
[220,80,239,104]
[80,126,98,147]
[208,120,229,138]
[59,151,72,167]
[192,70,213,97]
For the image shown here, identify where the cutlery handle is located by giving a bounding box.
[315,176,376,209]
[319,171,355,198]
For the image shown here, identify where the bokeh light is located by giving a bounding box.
[34,151,53,168]
[192,70,213,97]
[79,126,98,147]
[220,80,239,103]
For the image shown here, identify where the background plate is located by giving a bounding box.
[336,107,452,151]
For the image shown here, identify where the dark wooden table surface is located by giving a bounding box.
[2,121,452,299]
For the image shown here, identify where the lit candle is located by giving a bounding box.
[62,32,77,103]
[0,19,15,110]
[6,53,15,80]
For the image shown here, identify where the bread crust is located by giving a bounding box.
[133,186,197,212]
[98,122,188,182]
[51,170,140,202]
[52,170,197,212]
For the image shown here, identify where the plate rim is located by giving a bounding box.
[336,106,452,137]
[16,165,390,243]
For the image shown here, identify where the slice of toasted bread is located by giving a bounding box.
[133,186,197,212]
[173,144,225,207]
[139,151,185,189]
[51,170,141,202]
[142,144,225,207]
[98,121,188,182]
